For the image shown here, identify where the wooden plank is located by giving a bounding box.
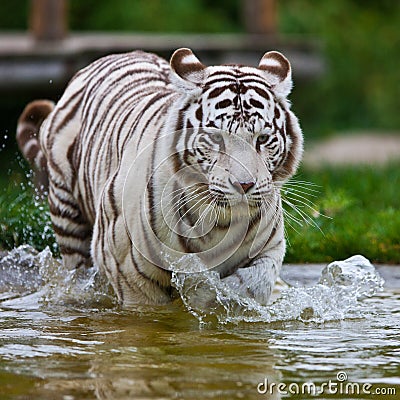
[0,33,320,57]
[0,33,324,90]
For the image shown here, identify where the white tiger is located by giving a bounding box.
[16,48,303,306]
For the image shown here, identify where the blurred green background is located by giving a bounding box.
[1,0,399,134]
[0,0,399,263]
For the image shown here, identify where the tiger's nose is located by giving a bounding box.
[230,179,256,193]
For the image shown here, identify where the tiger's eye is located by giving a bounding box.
[212,133,223,143]
[257,134,269,144]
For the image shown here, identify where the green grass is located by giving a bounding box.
[0,155,57,253]
[284,163,400,264]
[0,182,57,254]
[1,163,399,264]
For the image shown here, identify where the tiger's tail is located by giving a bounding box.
[16,100,54,192]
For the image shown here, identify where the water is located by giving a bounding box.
[0,247,399,399]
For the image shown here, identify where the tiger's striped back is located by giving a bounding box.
[43,51,175,222]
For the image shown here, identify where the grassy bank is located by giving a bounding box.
[284,163,400,264]
[1,163,399,264]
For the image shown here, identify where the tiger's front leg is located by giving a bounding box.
[222,242,285,305]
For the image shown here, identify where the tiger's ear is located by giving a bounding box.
[170,48,206,91]
[258,51,292,98]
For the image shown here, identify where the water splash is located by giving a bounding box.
[0,245,43,300]
[0,245,116,310]
[0,247,384,323]
[171,254,385,324]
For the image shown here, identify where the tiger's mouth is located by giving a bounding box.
[208,185,268,209]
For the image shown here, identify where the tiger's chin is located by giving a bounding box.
[212,198,264,224]
[212,190,273,211]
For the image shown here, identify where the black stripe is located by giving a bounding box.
[54,95,82,134]
[59,244,89,258]
[52,223,92,240]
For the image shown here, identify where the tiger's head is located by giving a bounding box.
[169,48,303,214]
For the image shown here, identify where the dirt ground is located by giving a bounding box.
[303,132,400,167]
